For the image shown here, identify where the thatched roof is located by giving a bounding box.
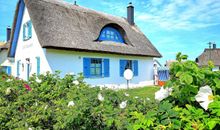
[0,42,9,50]
[196,49,220,66]
[10,0,162,57]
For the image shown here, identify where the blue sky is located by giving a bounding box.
[1,0,220,64]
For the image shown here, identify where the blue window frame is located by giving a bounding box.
[83,58,109,78]
[36,57,40,76]
[120,60,138,77]
[0,66,12,75]
[17,60,21,77]
[98,27,124,43]
[23,20,32,41]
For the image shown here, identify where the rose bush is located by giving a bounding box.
[0,72,157,129]
[129,53,220,129]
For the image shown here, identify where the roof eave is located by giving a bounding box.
[43,46,162,58]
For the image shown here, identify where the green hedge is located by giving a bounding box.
[1,53,220,129]
[0,72,157,129]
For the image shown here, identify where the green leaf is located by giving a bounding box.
[209,101,220,116]
[176,72,183,77]
[214,78,220,89]
[207,120,216,129]
[180,73,193,85]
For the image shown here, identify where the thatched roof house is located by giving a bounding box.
[196,48,220,66]
[7,0,162,88]
[0,43,9,51]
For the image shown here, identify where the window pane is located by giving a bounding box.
[106,35,110,38]
[125,60,132,70]
[106,30,110,35]
[101,32,105,37]
[90,63,95,67]
[96,68,101,75]
[90,68,95,75]
[25,26,28,39]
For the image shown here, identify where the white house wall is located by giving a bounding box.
[13,7,51,79]
[212,66,220,71]
[46,49,154,89]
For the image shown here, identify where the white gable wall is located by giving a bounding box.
[13,7,51,79]
[46,49,154,89]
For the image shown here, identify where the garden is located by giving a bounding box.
[1,53,220,129]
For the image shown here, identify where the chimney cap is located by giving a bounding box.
[213,43,216,49]
[128,2,134,7]
[74,1,77,5]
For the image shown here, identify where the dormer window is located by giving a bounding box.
[98,27,124,43]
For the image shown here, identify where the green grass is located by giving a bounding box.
[123,86,160,100]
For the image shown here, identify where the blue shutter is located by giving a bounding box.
[23,24,26,40]
[133,60,138,76]
[103,59,109,77]
[28,21,32,39]
[120,60,126,77]
[17,60,20,77]
[27,64,30,80]
[7,67,12,76]
[83,58,91,78]
[36,57,40,76]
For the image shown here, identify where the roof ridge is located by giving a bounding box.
[34,0,127,23]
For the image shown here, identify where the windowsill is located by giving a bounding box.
[120,76,138,78]
[85,75,110,79]
[86,76,104,79]
[23,37,32,41]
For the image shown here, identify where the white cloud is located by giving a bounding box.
[136,0,220,30]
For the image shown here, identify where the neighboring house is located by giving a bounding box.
[165,60,177,68]
[0,43,13,75]
[0,27,13,75]
[8,0,161,88]
[153,59,162,68]
[196,44,220,71]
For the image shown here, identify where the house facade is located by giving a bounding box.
[0,27,13,75]
[196,44,220,71]
[8,0,161,88]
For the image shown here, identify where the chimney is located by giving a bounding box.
[127,2,134,25]
[7,26,11,42]
[213,43,216,49]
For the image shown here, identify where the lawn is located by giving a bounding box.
[123,86,160,100]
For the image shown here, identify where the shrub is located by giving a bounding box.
[1,53,220,129]
[0,72,158,129]
[129,53,220,129]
